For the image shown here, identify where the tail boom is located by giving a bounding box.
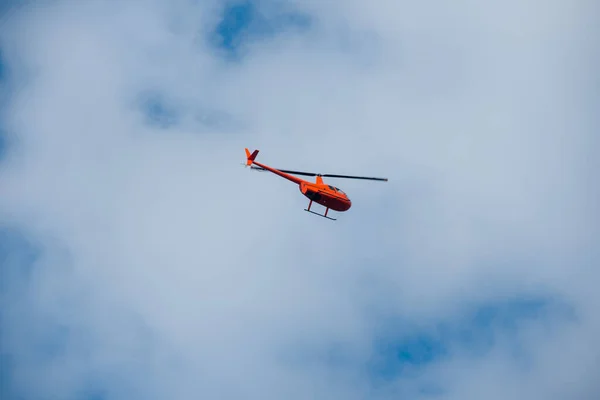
[244,148,304,185]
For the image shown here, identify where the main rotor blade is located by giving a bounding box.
[276,168,318,177]
[322,173,388,181]
[250,166,387,181]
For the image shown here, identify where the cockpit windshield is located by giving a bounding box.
[328,185,345,195]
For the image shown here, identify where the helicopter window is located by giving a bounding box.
[328,185,345,194]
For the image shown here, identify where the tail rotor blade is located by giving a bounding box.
[249,166,267,172]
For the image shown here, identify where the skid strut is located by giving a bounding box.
[304,199,336,221]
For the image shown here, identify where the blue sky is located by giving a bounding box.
[0,1,598,399]
[210,1,311,56]
[0,47,7,160]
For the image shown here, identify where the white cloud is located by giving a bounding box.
[0,0,598,399]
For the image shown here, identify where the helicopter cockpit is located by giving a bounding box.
[328,185,346,195]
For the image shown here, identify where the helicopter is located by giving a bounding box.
[243,148,388,220]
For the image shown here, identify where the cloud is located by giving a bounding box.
[0,0,598,399]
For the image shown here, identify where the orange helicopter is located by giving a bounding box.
[244,148,388,220]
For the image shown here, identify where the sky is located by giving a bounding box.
[0,0,599,399]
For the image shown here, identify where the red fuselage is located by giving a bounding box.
[299,181,352,212]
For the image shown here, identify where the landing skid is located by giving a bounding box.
[304,208,337,220]
[304,200,337,221]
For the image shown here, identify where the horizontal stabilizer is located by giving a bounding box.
[245,148,259,166]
